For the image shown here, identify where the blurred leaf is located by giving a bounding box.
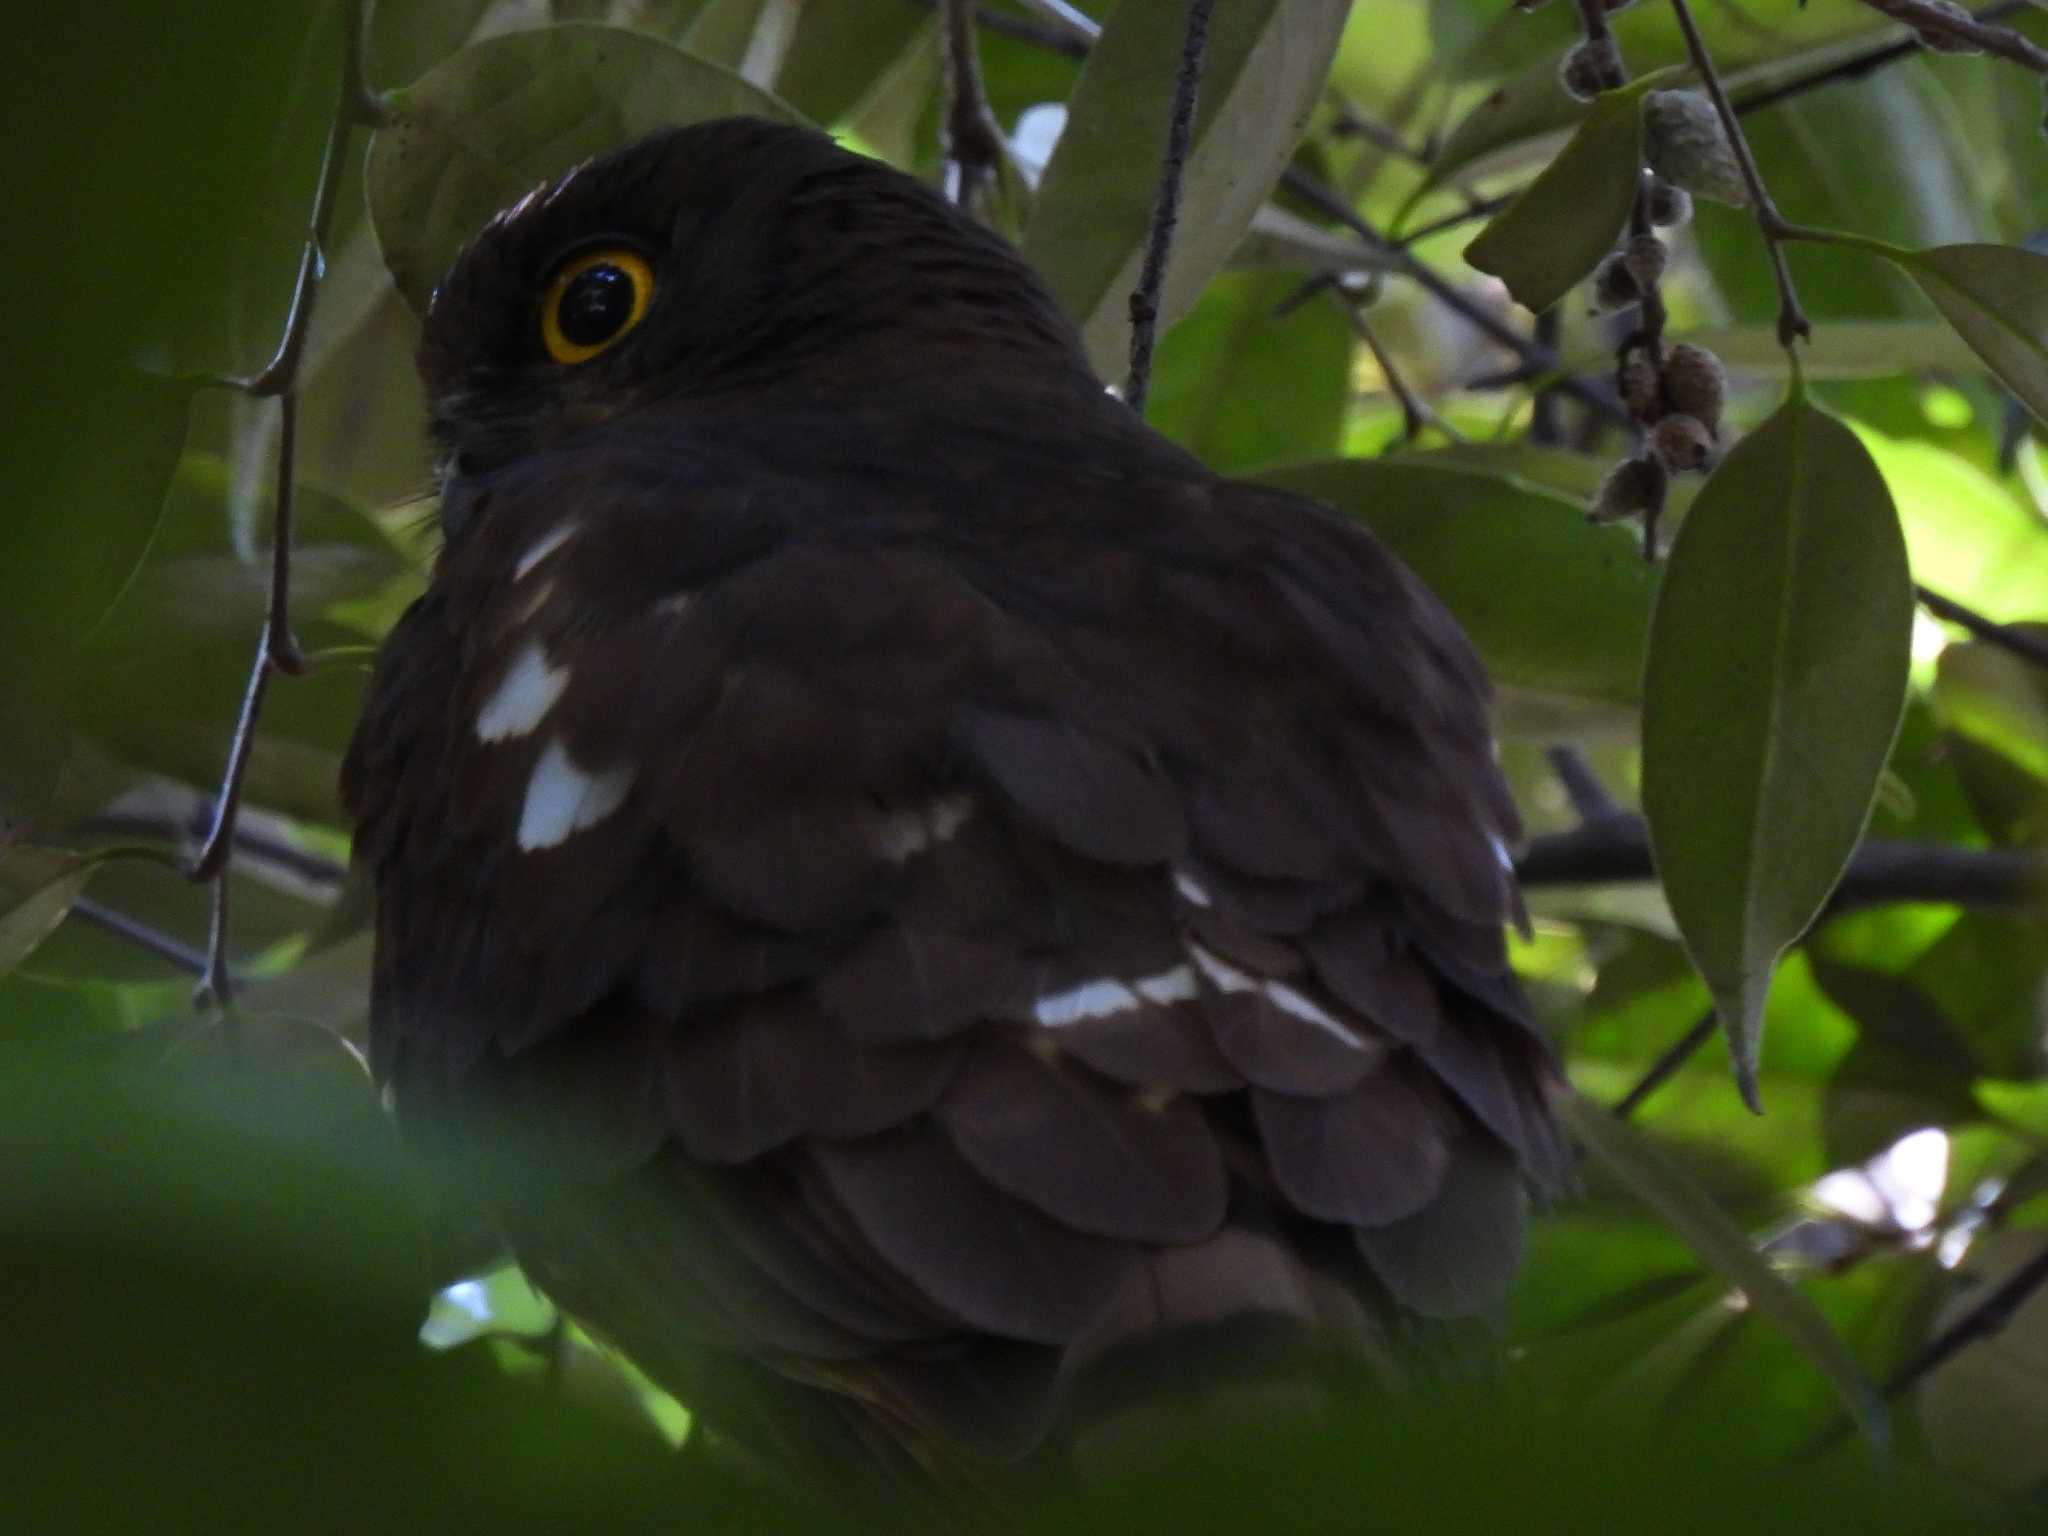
[1935,637,2048,842]
[1918,1231,2048,1492]
[368,23,802,312]
[1256,459,1657,713]
[1854,426,2048,623]
[1897,243,2048,427]
[0,848,98,978]
[1642,397,1913,1105]
[1146,272,1350,471]
[773,0,924,125]
[1022,0,1349,380]
[1568,320,1982,382]
[1559,1090,1889,1447]
[1462,74,1665,315]
[1906,912,2048,1082]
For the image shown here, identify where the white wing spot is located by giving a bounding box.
[653,591,694,618]
[874,793,977,862]
[1172,869,1214,908]
[513,523,578,581]
[475,641,569,742]
[1134,963,1198,1005]
[517,738,636,850]
[1034,978,1141,1028]
[1191,944,1366,1051]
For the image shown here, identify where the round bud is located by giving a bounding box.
[1590,252,1641,313]
[1591,455,1668,525]
[1643,90,1750,207]
[1661,343,1726,435]
[1644,176,1693,229]
[1651,412,1715,473]
[1619,351,1661,422]
[1559,38,1625,103]
[1623,233,1668,294]
[1913,0,1984,52]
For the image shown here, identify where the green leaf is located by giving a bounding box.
[1558,1090,1889,1448]
[1021,0,1349,382]
[1146,271,1350,473]
[1256,459,1657,720]
[1565,320,1982,382]
[1641,398,1914,1108]
[0,849,98,978]
[1461,76,1661,316]
[771,0,924,126]
[367,23,803,313]
[1898,243,2048,426]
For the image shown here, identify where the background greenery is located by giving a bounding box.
[5,0,2047,1528]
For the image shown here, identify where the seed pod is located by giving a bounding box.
[1590,252,1640,313]
[1618,351,1661,422]
[1644,177,1693,229]
[1642,91,1749,207]
[1651,412,1715,473]
[1622,233,1667,294]
[1591,455,1668,524]
[1558,38,1625,103]
[1913,0,1984,53]
[1661,343,1726,435]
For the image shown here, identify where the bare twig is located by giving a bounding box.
[71,896,211,980]
[1125,0,1217,413]
[1666,0,1810,348]
[1613,1009,1719,1119]
[1393,193,1516,249]
[1529,311,1565,446]
[1857,0,2048,73]
[1546,744,1622,822]
[1733,2,2030,116]
[1887,1239,2048,1393]
[1350,305,1442,445]
[1916,584,2048,670]
[939,0,1004,212]
[189,0,380,1007]
[1517,816,2047,916]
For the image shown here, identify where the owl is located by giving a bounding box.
[342,117,1566,1491]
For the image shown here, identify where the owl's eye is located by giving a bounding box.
[541,248,654,364]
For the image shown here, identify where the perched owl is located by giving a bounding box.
[342,118,1567,1491]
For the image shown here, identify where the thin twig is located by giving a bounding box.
[1125,0,1217,413]
[1666,0,1811,348]
[188,0,380,1007]
[1529,311,1565,447]
[1393,193,1516,249]
[1916,584,2048,670]
[1517,815,2047,916]
[1856,0,2048,73]
[71,897,211,980]
[1613,1009,1719,1119]
[1350,306,1440,445]
[1732,1,2030,116]
[939,0,1004,212]
[1886,1240,2048,1393]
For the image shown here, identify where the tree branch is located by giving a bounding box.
[1916,584,2048,670]
[1125,0,1217,414]
[71,896,211,981]
[1732,2,2030,117]
[1613,1009,1719,1119]
[1517,815,2047,916]
[939,0,1004,212]
[188,0,380,1008]
[1857,0,2048,73]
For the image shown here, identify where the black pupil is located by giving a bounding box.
[557,263,635,347]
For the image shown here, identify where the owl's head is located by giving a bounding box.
[418,117,1091,489]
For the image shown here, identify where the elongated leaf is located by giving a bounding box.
[368,24,801,312]
[1462,75,1661,315]
[1641,397,1913,1108]
[1558,1091,1889,1448]
[1022,0,1349,381]
[1257,459,1656,713]
[1900,243,2048,426]
[0,849,98,978]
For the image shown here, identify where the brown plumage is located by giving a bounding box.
[342,117,1566,1492]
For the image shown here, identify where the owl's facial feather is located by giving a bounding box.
[418,117,1097,507]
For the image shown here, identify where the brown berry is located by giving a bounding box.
[1559,38,1625,103]
[1661,343,1726,435]
[1590,252,1640,313]
[1644,177,1693,229]
[1619,351,1661,421]
[1651,412,1715,473]
[1623,233,1667,294]
[1643,91,1749,206]
[1591,455,1668,524]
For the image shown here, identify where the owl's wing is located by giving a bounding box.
[343,435,1566,1472]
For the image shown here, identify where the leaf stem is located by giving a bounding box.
[938,0,1004,212]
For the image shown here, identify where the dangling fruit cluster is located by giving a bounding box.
[1593,341,1729,536]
